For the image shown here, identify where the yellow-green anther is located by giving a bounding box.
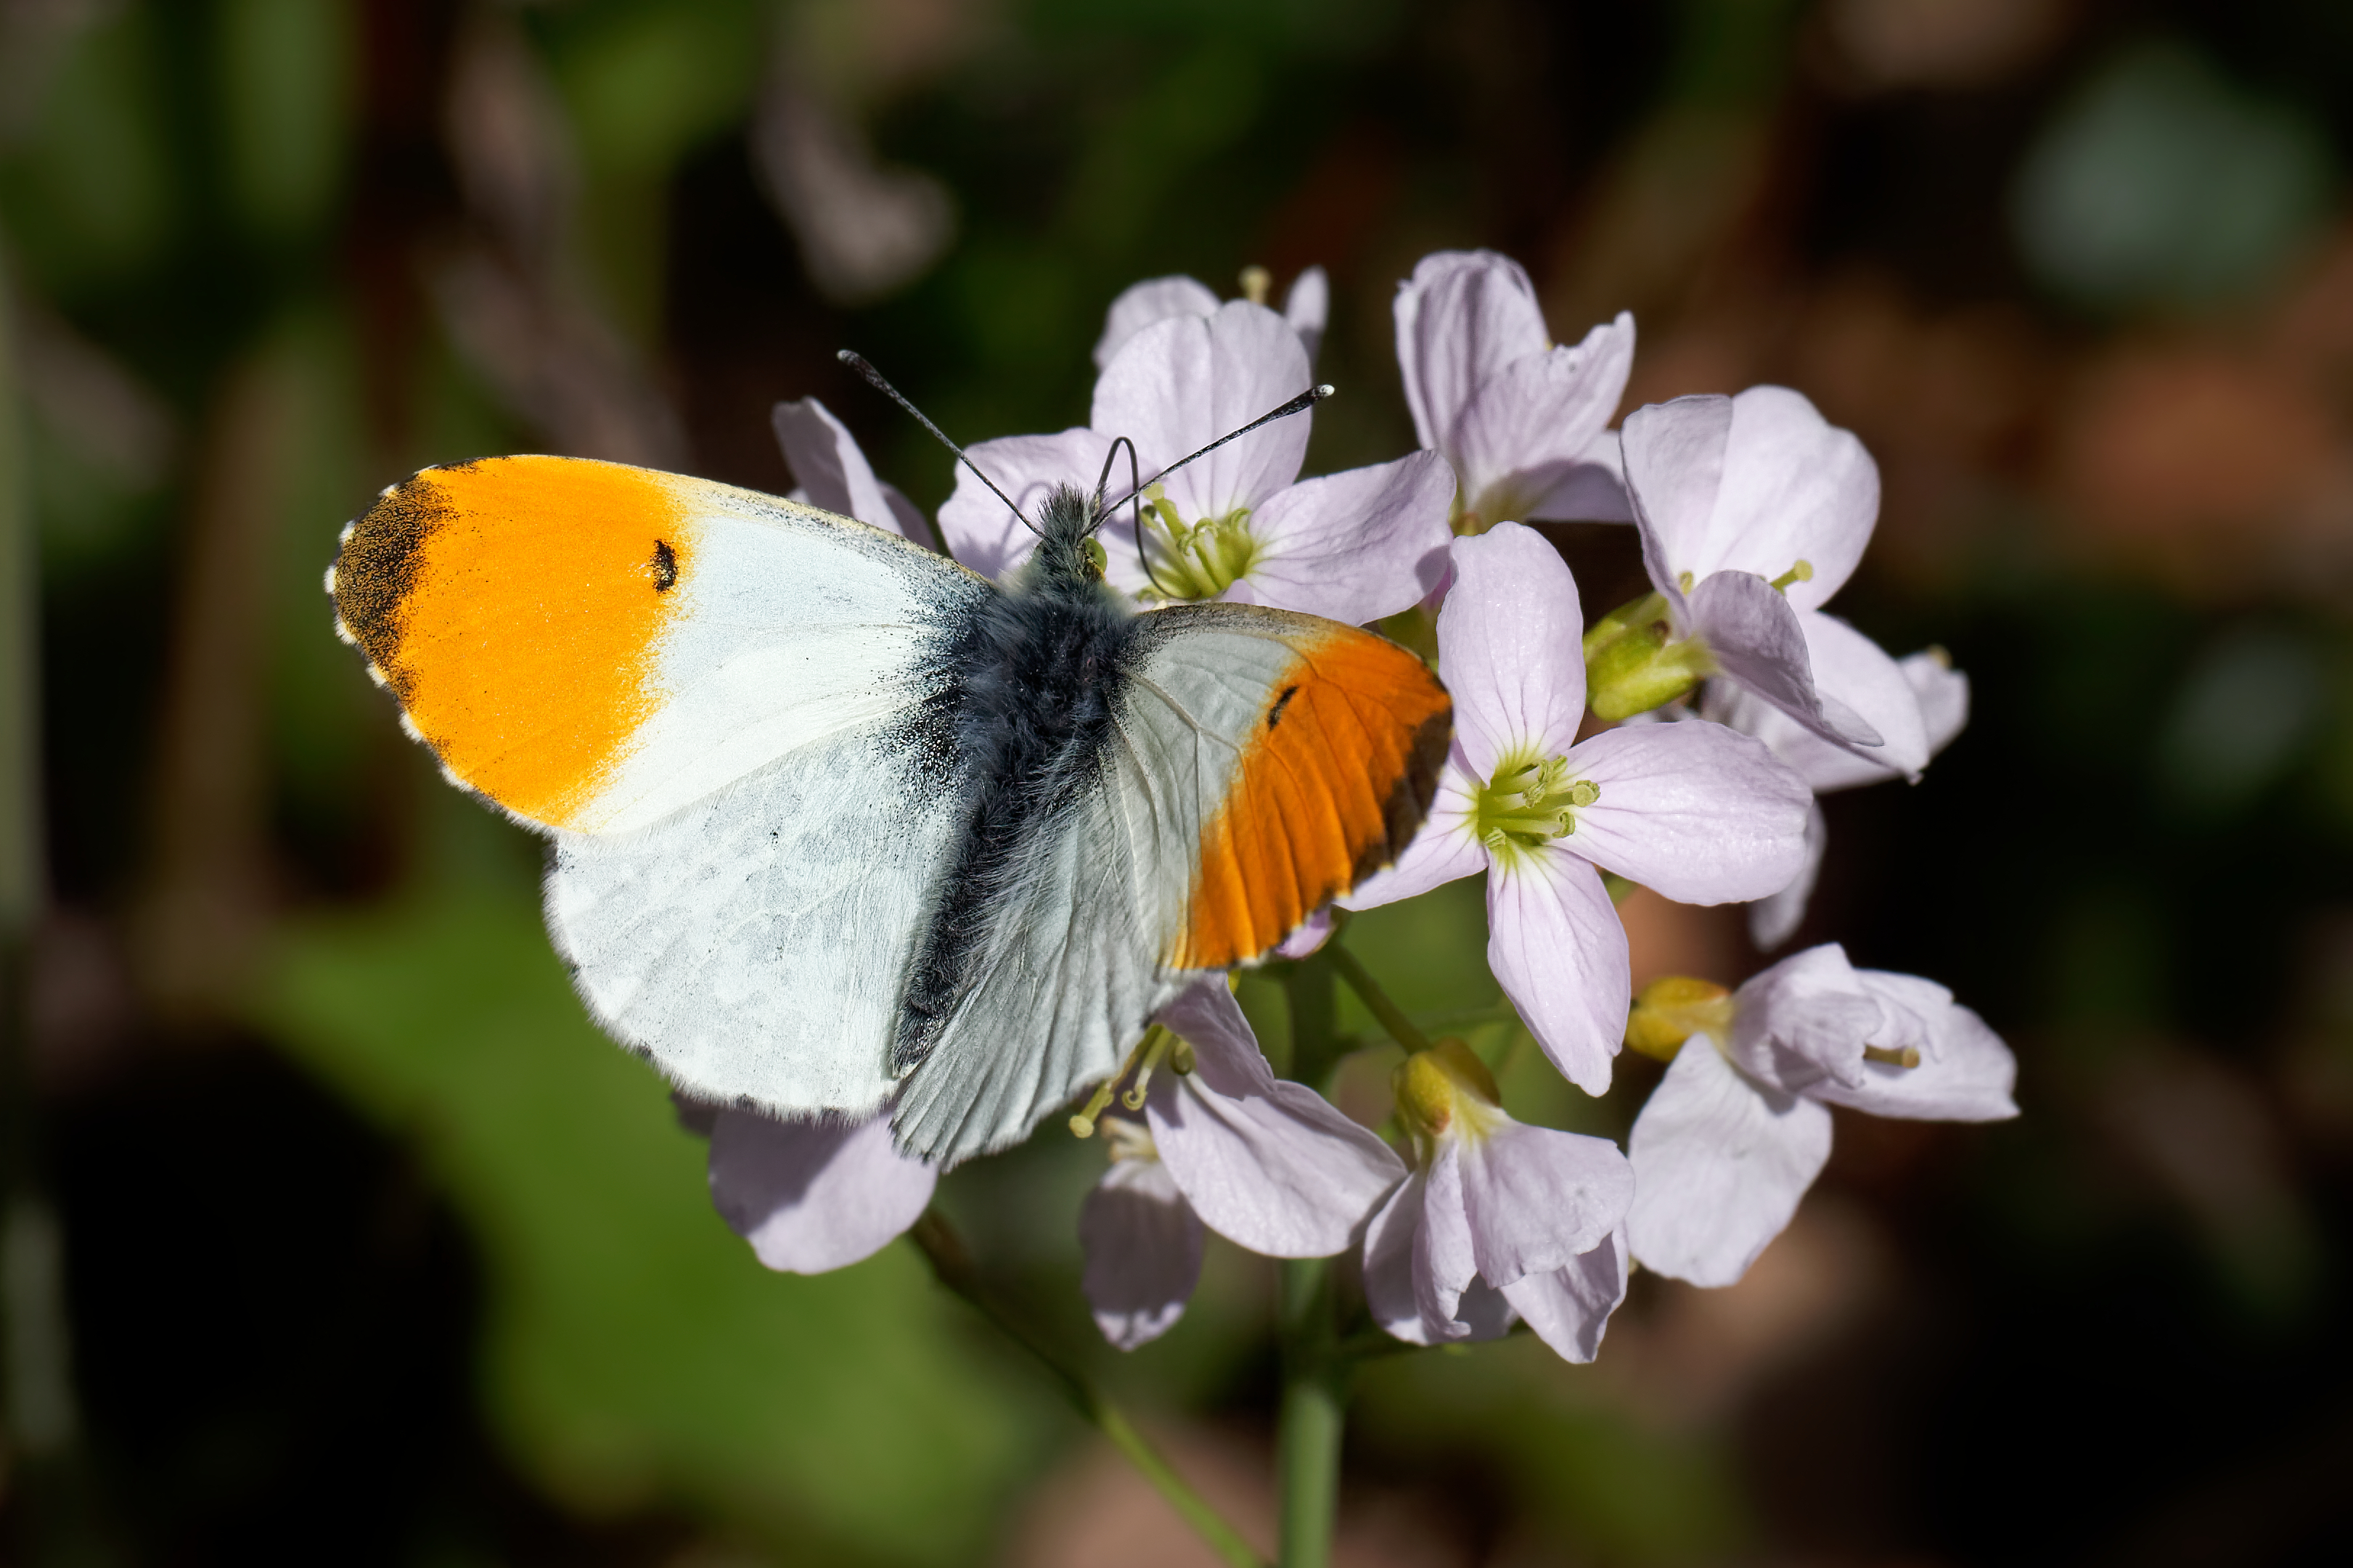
[1473,751,1600,862]
[1769,559,1814,593]
[1137,482,1261,601]
[1074,1024,1181,1135]
[1238,264,1272,304]
[1862,1044,1921,1069]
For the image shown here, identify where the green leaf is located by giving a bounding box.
[253,880,1055,1562]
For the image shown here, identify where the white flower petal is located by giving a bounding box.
[708,1109,936,1275]
[1362,1170,1438,1344]
[1698,386,1878,612]
[1436,522,1589,776]
[1093,274,1222,370]
[1455,1118,1634,1284]
[1486,845,1628,1095]
[936,428,1115,582]
[772,397,938,549]
[1498,1226,1629,1364]
[1725,943,1883,1094]
[1237,450,1454,623]
[1079,1154,1205,1350]
[1339,763,1484,910]
[1274,908,1335,958]
[1528,427,1635,524]
[1798,612,1930,779]
[1394,250,1551,459]
[1146,983,1406,1257]
[1561,720,1813,904]
[1091,300,1311,522]
[1621,394,1733,615]
[1716,642,1968,793]
[1450,313,1634,520]
[1284,265,1329,366]
[1809,973,2019,1122]
[1625,1040,1832,1288]
[1689,570,1885,750]
[1747,796,1826,950]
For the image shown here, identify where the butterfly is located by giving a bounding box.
[327,408,1452,1166]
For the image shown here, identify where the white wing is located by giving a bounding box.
[335,456,991,1118]
[547,715,968,1117]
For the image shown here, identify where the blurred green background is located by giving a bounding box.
[4,0,2352,1563]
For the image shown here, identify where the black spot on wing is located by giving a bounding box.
[1266,684,1299,730]
[651,538,679,591]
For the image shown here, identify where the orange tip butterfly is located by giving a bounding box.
[327,393,1450,1165]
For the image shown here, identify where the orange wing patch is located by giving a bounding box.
[331,455,689,829]
[1169,627,1451,969]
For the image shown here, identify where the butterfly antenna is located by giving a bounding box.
[1092,435,1183,599]
[838,350,1039,536]
[1099,382,1334,514]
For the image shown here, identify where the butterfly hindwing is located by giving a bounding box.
[891,604,1449,1163]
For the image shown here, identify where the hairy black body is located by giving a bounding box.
[894,486,1137,1072]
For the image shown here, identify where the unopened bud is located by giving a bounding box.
[1625,975,1735,1062]
[1582,591,1713,720]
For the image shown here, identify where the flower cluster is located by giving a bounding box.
[708,250,2016,1364]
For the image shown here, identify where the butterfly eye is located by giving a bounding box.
[1081,537,1108,578]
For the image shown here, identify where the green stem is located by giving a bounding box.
[1276,1257,1345,1568]
[1325,943,1433,1055]
[907,1210,1267,1568]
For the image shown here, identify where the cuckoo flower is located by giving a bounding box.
[1394,249,1636,531]
[1362,1040,1633,1363]
[1730,649,1971,948]
[706,1104,937,1275]
[1075,980,1404,1349]
[1602,387,1927,776]
[1624,944,2018,1288]
[1343,523,1812,1093]
[772,396,936,548]
[939,298,1452,621]
[1092,266,1328,369]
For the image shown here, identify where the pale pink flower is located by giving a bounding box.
[1394,250,1636,530]
[1362,1040,1632,1363]
[1343,523,1812,1094]
[1078,980,1404,1349]
[938,298,1452,621]
[1616,387,1928,772]
[1626,944,2018,1287]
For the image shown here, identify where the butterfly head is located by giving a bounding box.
[1023,484,1116,596]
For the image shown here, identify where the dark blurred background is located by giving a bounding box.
[3,0,2351,1563]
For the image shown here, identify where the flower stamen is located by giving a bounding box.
[1862,1044,1921,1069]
[1472,752,1599,863]
[1137,483,1259,601]
[1769,559,1814,594]
[1071,1024,1182,1137]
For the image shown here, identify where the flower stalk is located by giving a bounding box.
[906,1209,1268,1568]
